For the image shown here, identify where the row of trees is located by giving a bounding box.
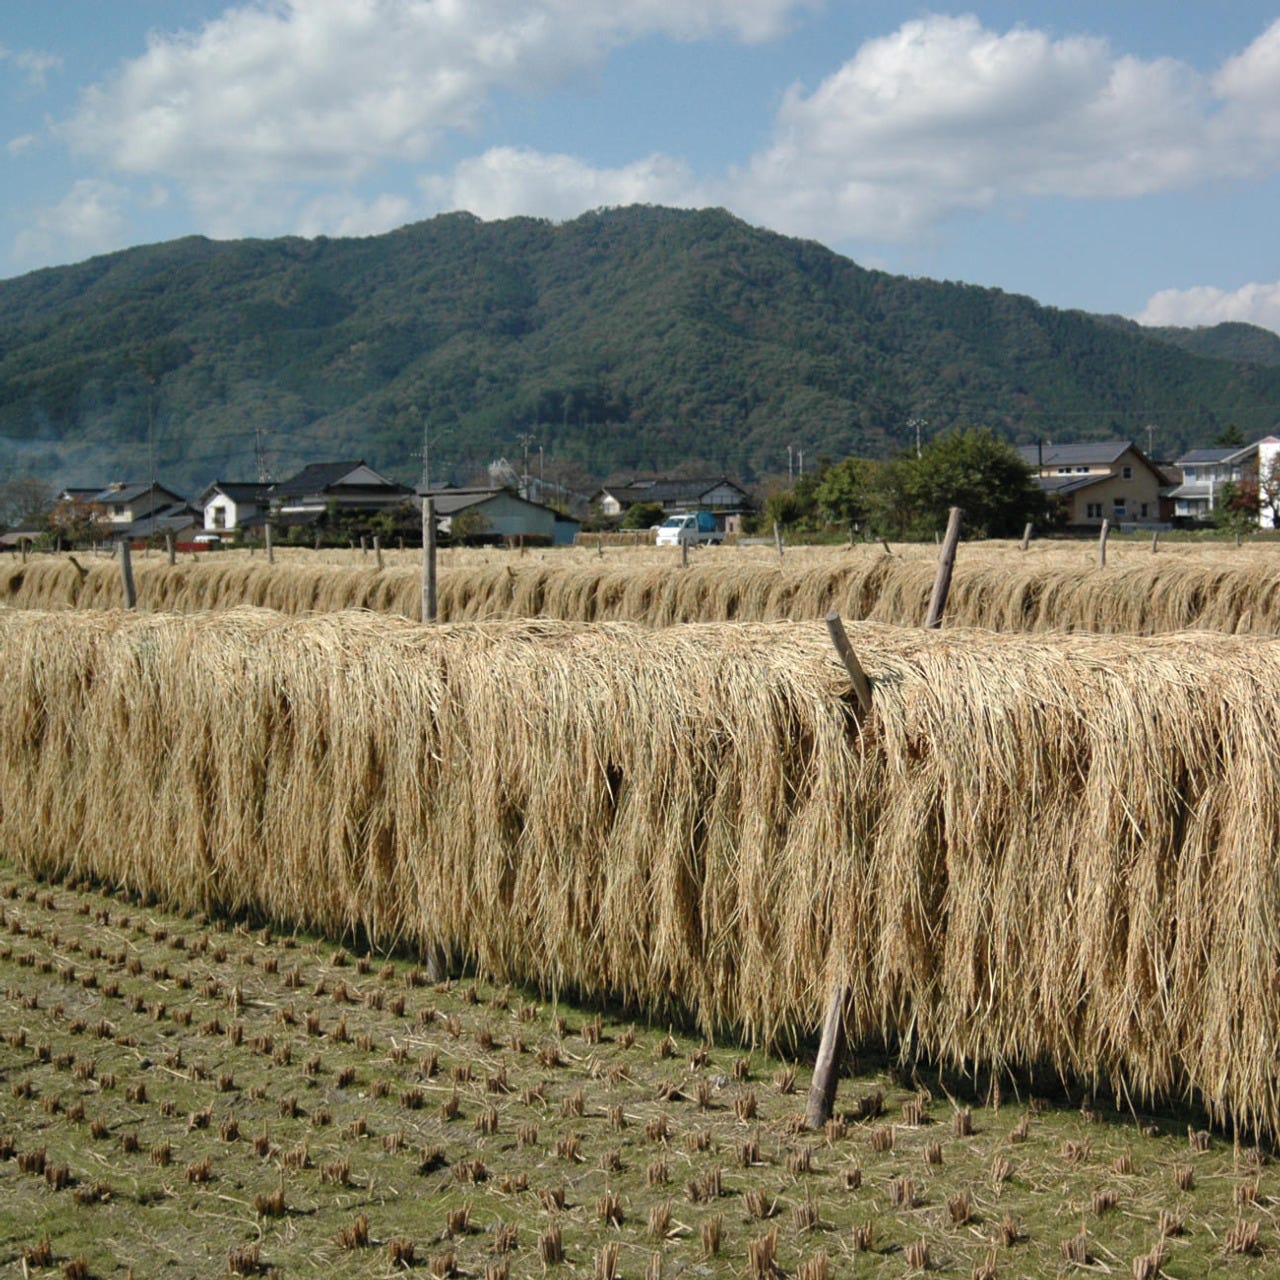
[758,429,1047,540]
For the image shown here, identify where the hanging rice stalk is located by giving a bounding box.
[4,607,1280,1133]
[9,540,1280,633]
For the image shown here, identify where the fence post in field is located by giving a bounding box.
[880,538,893,556]
[118,540,137,610]
[360,535,367,558]
[1152,529,1159,553]
[20,538,27,564]
[264,521,274,565]
[804,611,874,1130]
[773,521,784,560]
[924,507,963,629]
[373,536,383,570]
[1236,532,1242,549]
[597,535,604,559]
[165,531,175,565]
[1097,519,1110,568]
[681,537,689,569]
[1020,522,1033,552]
[421,497,437,623]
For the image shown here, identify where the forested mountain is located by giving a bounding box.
[2,205,1279,494]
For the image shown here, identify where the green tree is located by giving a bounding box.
[620,501,665,530]
[813,458,881,534]
[1215,423,1246,447]
[1212,479,1258,534]
[881,428,1046,538]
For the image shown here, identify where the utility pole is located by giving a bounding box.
[255,425,272,483]
[908,417,928,459]
[412,414,431,494]
[517,432,535,500]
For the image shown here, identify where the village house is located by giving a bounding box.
[1015,442,1166,528]
[56,481,199,542]
[591,475,752,532]
[269,461,413,527]
[1169,438,1280,525]
[422,486,580,545]
[197,481,274,537]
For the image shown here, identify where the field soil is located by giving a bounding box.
[0,860,1271,1278]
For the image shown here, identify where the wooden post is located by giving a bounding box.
[880,538,893,556]
[421,498,437,623]
[165,531,175,565]
[1097,518,1110,568]
[1151,529,1159,554]
[824,612,874,720]
[360,535,367,558]
[265,521,274,565]
[118,540,137,610]
[314,529,322,551]
[597,535,604,559]
[773,521,784,560]
[1235,532,1242,549]
[924,507,962,630]
[681,537,689,569]
[373,535,383,570]
[805,611,874,1130]
[1020,522,1033,552]
[20,538,27,564]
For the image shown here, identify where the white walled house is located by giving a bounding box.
[197,482,273,535]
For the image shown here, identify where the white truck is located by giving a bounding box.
[654,510,724,547]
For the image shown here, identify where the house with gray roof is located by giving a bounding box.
[270,461,413,525]
[197,481,274,537]
[421,486,579,545]
[1015,441,1166,528]
[1170,438,1280,525]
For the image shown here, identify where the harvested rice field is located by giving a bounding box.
[7,537,1280,633]
[0,860,1273,1280]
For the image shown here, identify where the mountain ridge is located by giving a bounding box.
[2,205,1277,493]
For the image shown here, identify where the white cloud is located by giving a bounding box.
[1138,281,1280,334]
[11,180,131,270]
[0,44,61,90]
[727,14,1222,243]
[60,0,807,186]
[421,147,705,221]
[6,134,37,157]
[295,190,414,237]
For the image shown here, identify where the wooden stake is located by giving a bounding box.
[924,507,962,630]
[805,611,874,1130]
[805,984,851,1130]
[824,612,873,720]
[681,538,689,569]
[1097,518,1110,568]
[421,498,437,623]
[165,531,175,565]
[1152,530,1160,554]
[880,538,893,556]
[773,521,784,560]
[265,521,274,565]
[1020,522,1033,552]
[373,535,383,570]
[118,540,137,610]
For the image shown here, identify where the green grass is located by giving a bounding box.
[0,859,1272,1278]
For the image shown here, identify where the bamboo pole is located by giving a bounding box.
[923,507,962,629]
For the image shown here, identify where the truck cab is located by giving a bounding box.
[654,510,723,547]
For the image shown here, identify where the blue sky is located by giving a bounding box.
[4,2,1280,332]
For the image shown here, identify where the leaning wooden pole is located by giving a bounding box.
[265,521,275,566]
[421,497,437,624]
[1020,522,1033,552]
[1098,518,1110,568]
[804,611,874,1130]
[923,507,963,629]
